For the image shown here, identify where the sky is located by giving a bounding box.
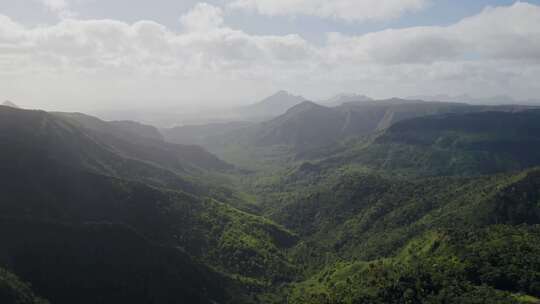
[1,0,540,111]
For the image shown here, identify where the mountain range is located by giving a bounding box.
[0,105,299,303]
[163,98,537,158]
[2,95,540,304]
[408,94,540,105]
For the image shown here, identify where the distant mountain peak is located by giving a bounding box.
[240,90,308,119]
[320,93,372,106]
[262,90,305,102]
[287,100,323,112]
[2,100,19,108]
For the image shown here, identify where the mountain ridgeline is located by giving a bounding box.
[237,90,307,121]
[1,93,540,304]
[163,98,536,157]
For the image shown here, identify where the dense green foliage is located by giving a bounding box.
[0,219,226,304]
[212,107,540,303]
[0,268,48,304]
[0,106,297,303]
[288,226,540,304]
[2,103,540,303]
[313,110,540,177]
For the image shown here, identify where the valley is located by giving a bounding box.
[1,95,540,304]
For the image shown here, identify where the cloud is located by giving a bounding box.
[180,3,225,31]
[0,2,540,109]
[454,2,540,62]
[323,2,540,65]
[229,0,430,22]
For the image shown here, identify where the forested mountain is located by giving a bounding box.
[54,112,165,141]
[53,111,230,172]
[0,267,48,304]
[0,105,298,303]
[163,98,537,158]
[237,90,307,120]
[2,101,540,304]
[298,110,540,177]
[255,99,535,152]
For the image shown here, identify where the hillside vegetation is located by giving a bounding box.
[0,105,297,303]
[2,101,540,303]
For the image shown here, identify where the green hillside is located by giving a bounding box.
[289,225,540,304]
[213,108,540,303]
[0,105,298,303]
[321,110,540,177]
[254,164,540,303]
[0,268,48,304]
[0,219,226,304]
[162,99,536,164]
[3,103,540,303]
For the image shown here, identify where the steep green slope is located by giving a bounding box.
[0,268,48,304]
[191,107,540,303]
[4,103,540,303]
[257,153,540,302]
[0,105,247,209]
[53,111,164,141]
[289,225,540,304]
[0,105,298,302]
[278,148,540,303]
[255,101,344,150]
[329,110,540,177]
[0,160,297,298]
[272,168,540,262]
[0,105,198,191]
[0,219,226,304]
[162,99,536,166]
[54,111,232,173]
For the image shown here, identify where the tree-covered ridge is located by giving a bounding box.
[289,225,540,304]
[3,103,540,303]
[0,151,297,300]
[163,99,537,161]
[252,165,539,272]
[0,219,227,304]
[0,268,48,304]
[223,107,540,302]
[53,111,232,172]
[313,110,540,177]
[0,105,299,303]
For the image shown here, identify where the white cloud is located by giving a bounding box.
[454,2,540,62]
[0,2,540,110]
[180,3,225,31]
[323,2,540,65]
[229,0,430,22]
